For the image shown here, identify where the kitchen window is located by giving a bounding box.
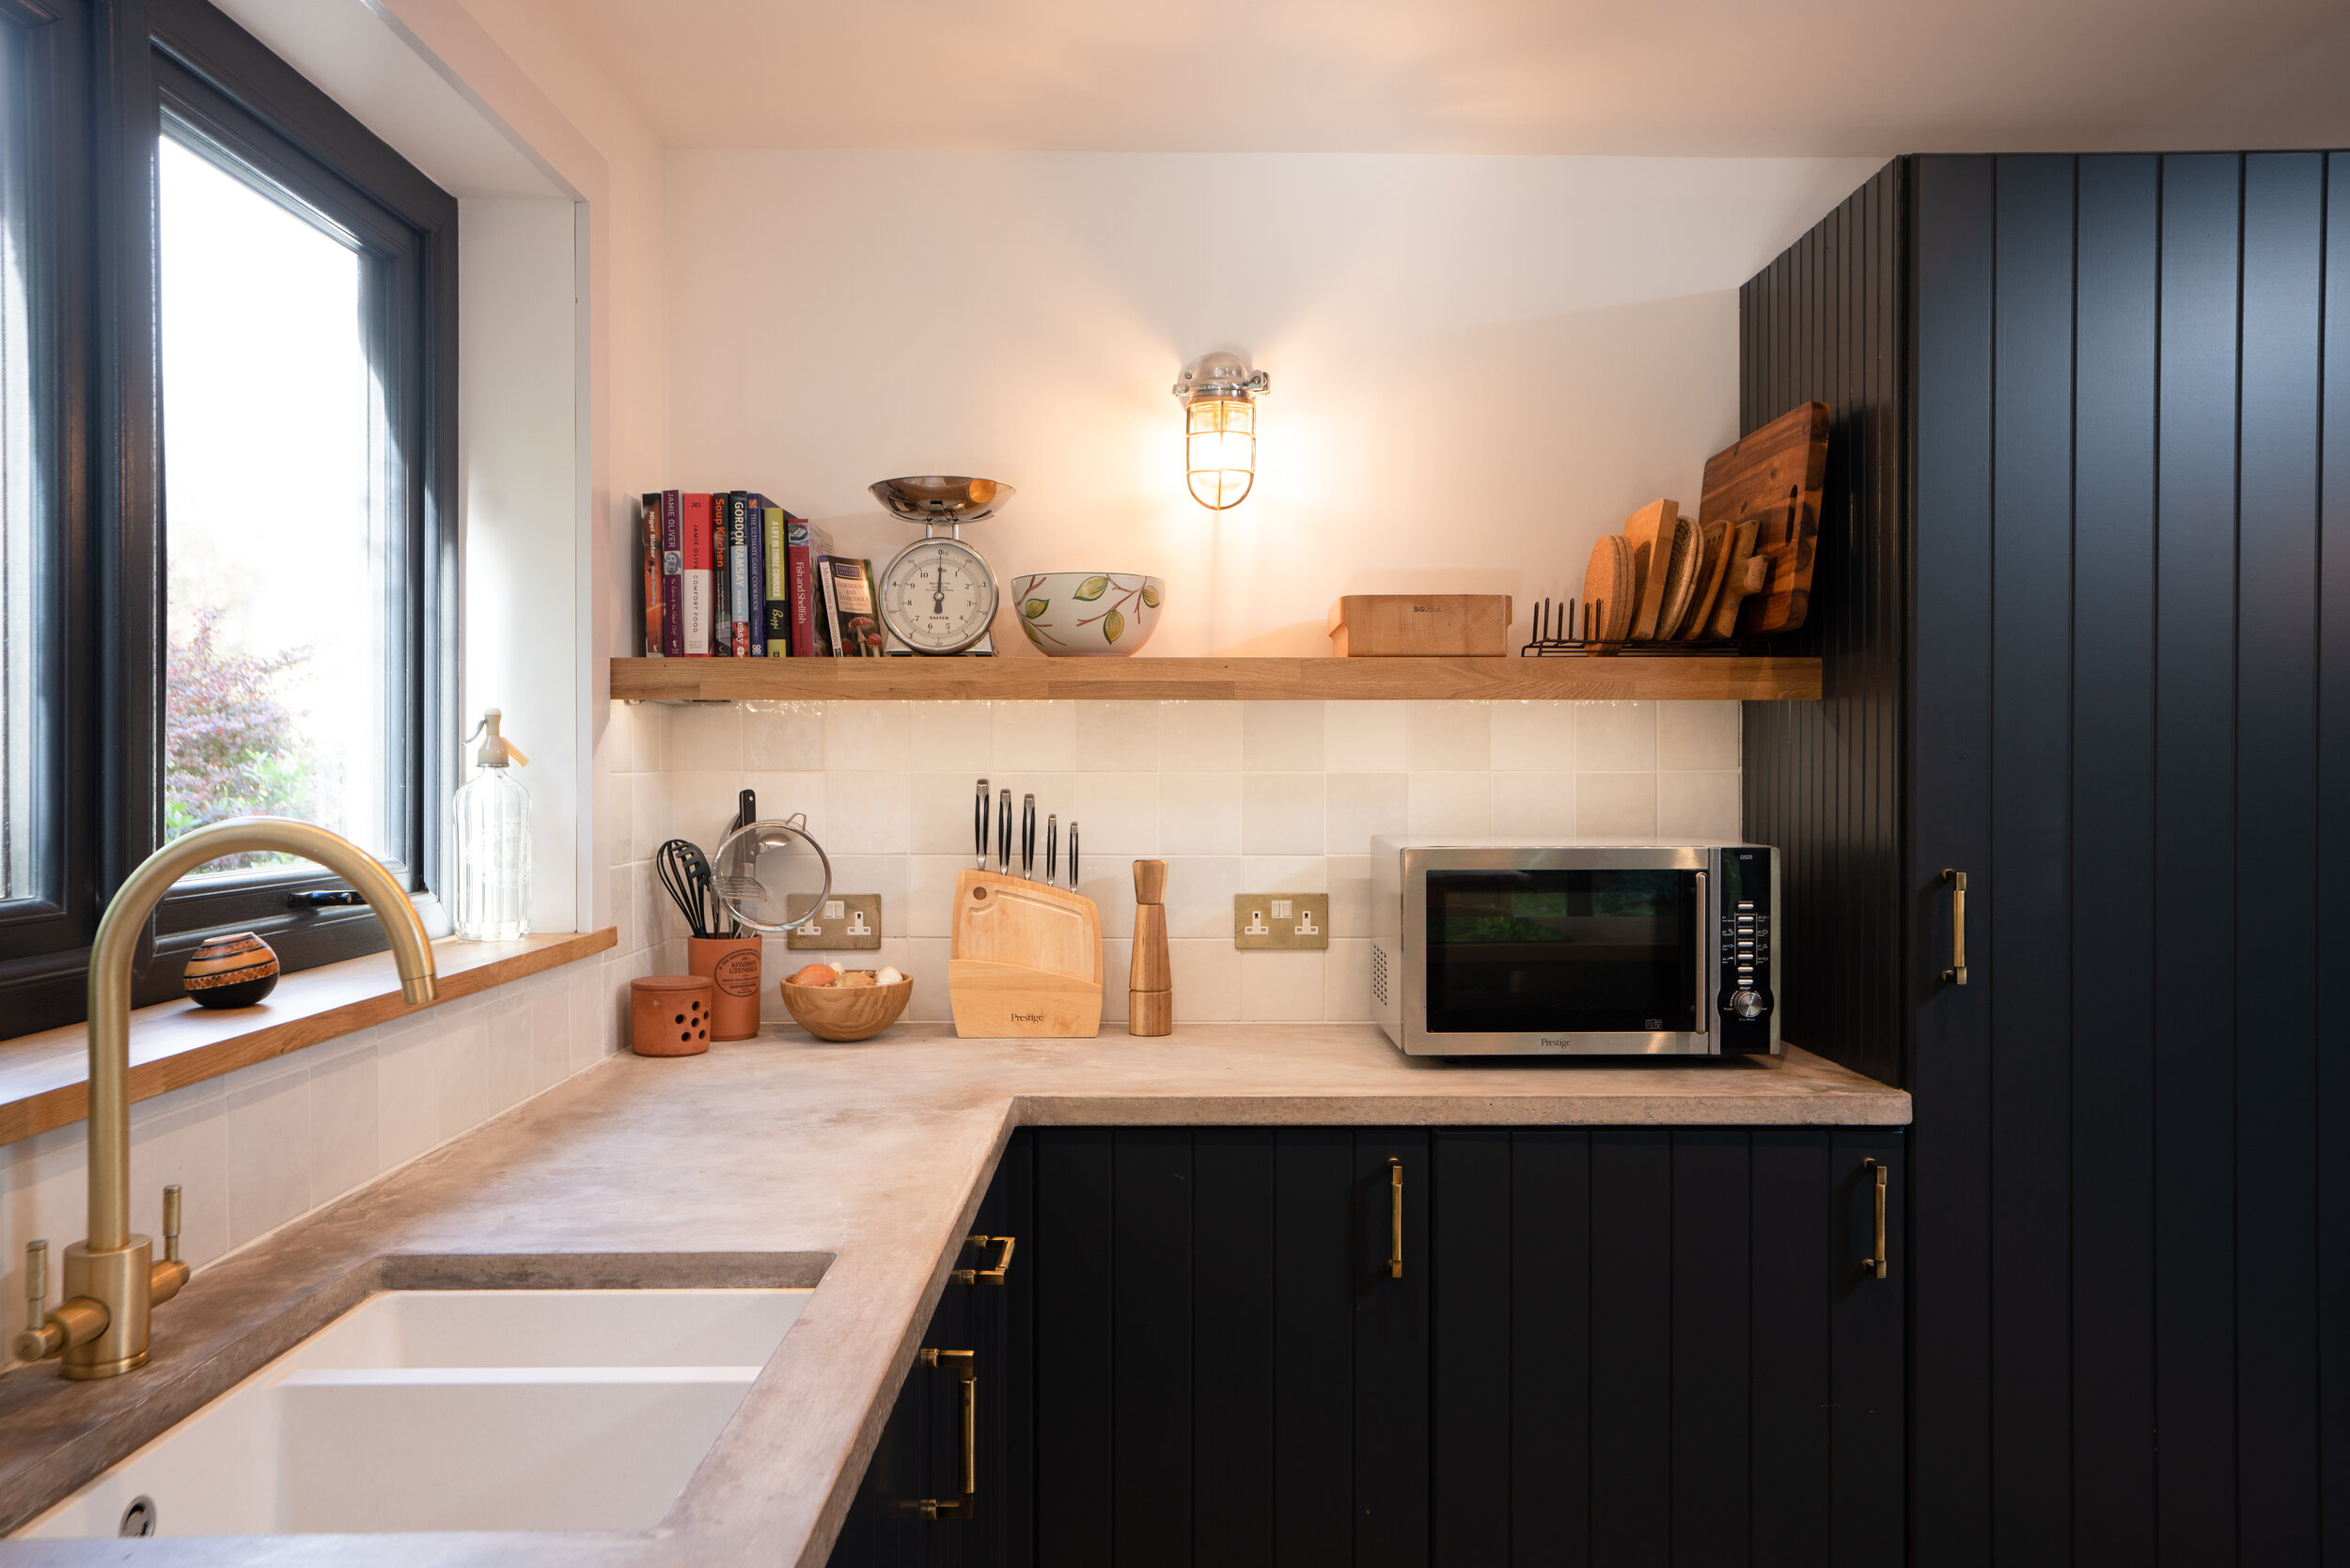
[0,0,456,1034]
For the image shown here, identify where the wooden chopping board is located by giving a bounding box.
[1580,534,1635,643]
[1622,499,1678,641]
[948,869,1103,1037]
[1653,512,1705,645]
[1672,518,1732,641]
[1695,400,1830,636]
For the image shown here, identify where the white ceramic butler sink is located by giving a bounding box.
[19,1288,810,1539]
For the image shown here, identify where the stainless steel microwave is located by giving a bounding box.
[1370,838,1779,1058]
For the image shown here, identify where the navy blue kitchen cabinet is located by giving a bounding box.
[830,1132,1033,1567]
[1743,152,2350,1564]
[836,1124,1904,1566]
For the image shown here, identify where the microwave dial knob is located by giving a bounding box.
[1731,989,1766,1020]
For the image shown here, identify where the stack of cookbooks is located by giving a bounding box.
[637,491,881,657]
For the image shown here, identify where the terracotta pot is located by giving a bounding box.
[687,936,763,1041]
[631,975,713,1057]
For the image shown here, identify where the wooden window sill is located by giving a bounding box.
[0,929,618,1145]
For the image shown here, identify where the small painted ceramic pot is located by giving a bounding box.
[183,932,280,1009]
[1010,572,1164,657]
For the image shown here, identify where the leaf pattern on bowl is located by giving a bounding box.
[1139,584,1161,608]
[1074,575,1110,601]
[1023,597,1049,619]
[1104,608,1124,643]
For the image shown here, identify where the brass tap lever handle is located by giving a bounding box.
[1388,1159,1404,1278]
[1860,1158,1889,1279]
[916,1349,978,1520]
[13,1240,107,1363]
[951,1233,1016,1287]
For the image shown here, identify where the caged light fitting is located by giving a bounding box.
[1172,351,1270,510]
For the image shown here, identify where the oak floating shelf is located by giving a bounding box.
[609,654,1821,703]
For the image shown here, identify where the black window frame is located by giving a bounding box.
[0,0,456,1034]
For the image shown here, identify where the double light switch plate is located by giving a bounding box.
[787,894,884,950]
[1233,893,1329,950]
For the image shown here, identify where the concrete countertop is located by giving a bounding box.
[0,1022,1905,1564]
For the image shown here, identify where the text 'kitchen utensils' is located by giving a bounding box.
[951,777,1100,1036]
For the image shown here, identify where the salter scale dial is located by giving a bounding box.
[868,476,1014,656]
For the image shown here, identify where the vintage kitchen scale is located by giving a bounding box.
[869,476,1014,655]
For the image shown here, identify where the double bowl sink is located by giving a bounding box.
[19,1285,811,1539]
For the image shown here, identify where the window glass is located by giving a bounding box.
[0,20,35,902]
[158,129,390,873]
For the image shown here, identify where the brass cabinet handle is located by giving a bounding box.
[1941,869,1968,985]
[952,1233,1015,1286]
[1860,1158,1888,1279]
[916,1348,977,1520]
[1387,1158,1404,1278]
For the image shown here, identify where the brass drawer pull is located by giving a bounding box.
[952,1233,1016,1286]
[916,1348,977,1521]
[1941,869,1968,985]
[1860,1158,1888,1279]
[1388,1158,1404,1278]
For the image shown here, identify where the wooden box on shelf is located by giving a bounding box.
[1327,594,1513,657]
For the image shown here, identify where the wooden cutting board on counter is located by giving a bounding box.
[948,870,1103,1037]
[1696,400,1830,636]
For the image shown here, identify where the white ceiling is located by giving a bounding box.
[545,0,2350,154]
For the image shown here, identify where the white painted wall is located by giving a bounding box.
[458,196,581,932]
[666,150,1879,656]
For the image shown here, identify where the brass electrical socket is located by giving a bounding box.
[1233,893,1329,950]
[787,893,884,950]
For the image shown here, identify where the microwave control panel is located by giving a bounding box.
[1716,848,1775,1053]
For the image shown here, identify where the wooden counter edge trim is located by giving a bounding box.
[0,929,618,1146]
[607,654,1823,703]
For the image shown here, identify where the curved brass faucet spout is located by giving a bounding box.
[20,818,438,1379]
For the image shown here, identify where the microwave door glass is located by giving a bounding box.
[1422,868,1700,1034]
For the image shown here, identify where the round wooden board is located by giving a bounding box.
[1581,535,1635,643]
[1653,514,1704,644]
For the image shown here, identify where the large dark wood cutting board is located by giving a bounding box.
[1695,400,1830,636]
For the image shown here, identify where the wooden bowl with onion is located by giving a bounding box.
[778,971,913,1042]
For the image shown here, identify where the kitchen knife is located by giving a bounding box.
[1021,794,1036,880]
[974,778,990,869]
[1045,813,1058,884]
[1069,822,1079,891]
[998,789,1011,874]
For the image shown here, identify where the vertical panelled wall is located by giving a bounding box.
[1902,152,2350,1566]
[1739,160,1909,1090]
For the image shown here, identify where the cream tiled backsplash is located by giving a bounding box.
[621,699,1741,1027]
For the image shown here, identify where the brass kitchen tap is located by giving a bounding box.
[13,819,438,1378]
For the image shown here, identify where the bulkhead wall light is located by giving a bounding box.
[1172,351,1269,510]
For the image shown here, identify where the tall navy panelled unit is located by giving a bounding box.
[1741,153,2350,1564]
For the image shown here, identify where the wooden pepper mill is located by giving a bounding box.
[1128,859,1172,1036]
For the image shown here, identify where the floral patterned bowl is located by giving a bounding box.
[1010,572,1165,657]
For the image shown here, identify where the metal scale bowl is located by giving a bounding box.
[869,477,1016,656]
